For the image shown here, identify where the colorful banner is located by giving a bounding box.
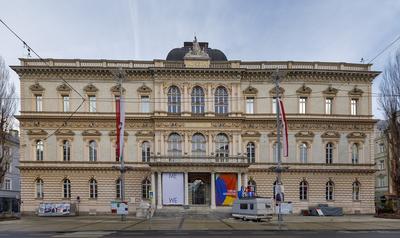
[38,203,70,216]
[215,173,237,206]
[162,173,184,205]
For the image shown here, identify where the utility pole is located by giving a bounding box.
[114,68,127,221]
[273,69,284,226]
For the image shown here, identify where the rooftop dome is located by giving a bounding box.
[166,39,227,61]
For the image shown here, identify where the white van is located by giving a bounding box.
[231,197,274,221]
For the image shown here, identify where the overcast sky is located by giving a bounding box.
[1,0,400,118]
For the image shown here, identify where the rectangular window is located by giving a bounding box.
[36,95,42,112]
[299,97,307,114]
[325,98,333,114]
[379,143,385,153]
[141,96,150,113]
[240,203,248,210]
[378,160,385,170]
[63,96,70,112]
[351,99,358,115]
[89,96,96,112]
[5,179,11,190]
[246,97,254,114]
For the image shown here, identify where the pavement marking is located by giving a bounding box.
[52,231,115,238]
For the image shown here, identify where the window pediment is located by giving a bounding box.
[30,82,45,93]
[269,86,285,95]
[321,131,340,139]
[295,131,315,138]
[55,129,75,136]
[27,129,47,136]
[296,84,312,95]
[347,132,366,139]
[82,130,101,137]
[56,83,72,93]
[242,131,261,138]
[83,84,98,93]
[323,85,338,95]
[348,86,364,96]
[110,85,126,94]
[243,86,258,95]
[109,130,129,136]
[137,84,152,94]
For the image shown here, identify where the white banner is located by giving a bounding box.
[162,173,184,205]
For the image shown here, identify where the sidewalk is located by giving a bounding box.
[0,213,400,232]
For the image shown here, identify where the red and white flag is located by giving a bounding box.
[116,96,126,161]
[278,98,288,157]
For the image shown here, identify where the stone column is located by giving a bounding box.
[157,172,163,209]
[207,84,213,116]
[208,134,213,156]
[154,83,159,112]
[211,172,216,209]
[238,134,243,155]
[230,85,235,113]
[160,133,165,156]
[154,132,159,156]
[184,133,189,156]
[243,173,248,187]
[237,172,242,191]
[151,173,156,207]
[232,134,237,156]
[184,172,189,206]
[237,83,242,113]
[183,84,189,114]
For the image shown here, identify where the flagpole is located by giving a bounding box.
[273,69,283,227]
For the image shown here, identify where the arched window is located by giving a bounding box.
[247,142,256,163]
[215,86,228,114]
[63,140,71,161]
[36,140,44,161]
[36,179,43,198]
[89,140,97,162]
[326,142,333,164]
[352,181,360,201]
[168,86,181,113]
[299,142,308,163]
[299,180,308,200]
[352,143,359,164]
[326,181,334,201]
[142,141,151,162]
[192,133,206,156]
[142,179,151,199]
[116,178,121,199]
[215,133,229,157]
[63,179,71,199]
[89,178,98,199]
[168,133,182,156]
[191,86,205,114]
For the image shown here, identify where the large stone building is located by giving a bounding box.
[12,39,379,215]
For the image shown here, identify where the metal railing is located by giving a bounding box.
[148,156,249,164]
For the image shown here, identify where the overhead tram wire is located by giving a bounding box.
[367,34,400,64]
[0,18,86,140]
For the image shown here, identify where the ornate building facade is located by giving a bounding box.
[13,39,379,215]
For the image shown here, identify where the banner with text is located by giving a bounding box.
[162,172,184,205]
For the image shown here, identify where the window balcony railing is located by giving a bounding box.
[148,156,249,164]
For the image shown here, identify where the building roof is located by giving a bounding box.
[166,40,227,61]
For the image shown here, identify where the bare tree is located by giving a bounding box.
[379,50,400,212]
[0,56,17,184]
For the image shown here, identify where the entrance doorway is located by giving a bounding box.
[188,173,210,206]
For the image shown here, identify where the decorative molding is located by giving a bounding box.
[243,86,258,95]
[294,131,315,138]
[29,82,45,93]
[242,131,261,138]
[347,132,366,139]
[137,84,152,94]
[55,129,75,136]
[269,86,285,95]
[27,129,47,136]
[109,131,129,136]
[296,84,312,95]
[56,83,72,93]
[83,83,98,93]
[321,131,341,139]
[135,131,155,137]
[348,86,364,96]
[82,129,101,136]
[322,85,338,95]
[110,85,126,94]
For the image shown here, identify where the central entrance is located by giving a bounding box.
[188,173,211,206]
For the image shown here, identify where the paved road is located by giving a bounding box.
[1,230,400,238]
